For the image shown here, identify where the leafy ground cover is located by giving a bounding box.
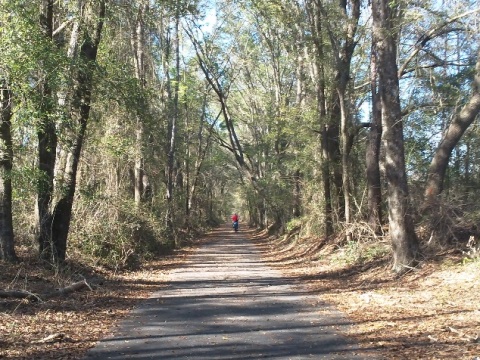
[0,244,193,360]
[253,230,480,359]
[1,229,479,359]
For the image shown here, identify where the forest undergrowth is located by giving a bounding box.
[253,226,480,359]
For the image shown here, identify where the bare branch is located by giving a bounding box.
[399,8,480,77]
[53,18,73,37]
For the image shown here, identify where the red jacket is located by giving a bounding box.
[231,214,239,222]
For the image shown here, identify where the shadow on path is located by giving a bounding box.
[84,226,379,359]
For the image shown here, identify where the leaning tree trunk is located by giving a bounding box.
[186,96,217,226]
[188,22,279,230]
[424,50,480,202]
[372,0,419,273]
[50,1,106,264]
[0,79,17,262]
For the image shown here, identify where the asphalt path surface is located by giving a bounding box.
[85,226,376,359]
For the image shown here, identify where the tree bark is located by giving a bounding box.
[50,0,106,264]
[0,79,17,262]
[372,0,419,273]
[307,0,359,232]
[165,4,181,239]
[339,91,351,227]
[37,0,58,260]
[306,1,332,237]
[130,0,148,208]
[292,169,301,218]
[424,50,480,202]
[331,0,361,226]
[366,43,383,233]
[321,125,333,236]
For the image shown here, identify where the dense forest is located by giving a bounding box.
[1,0,479,274]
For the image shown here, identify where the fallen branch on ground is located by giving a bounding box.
[32,333,66,344]
[0,279,92,302]
[49,279,93,298]
[0,289,40,301]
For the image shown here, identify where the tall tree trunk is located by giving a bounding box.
[292,169,301,218]
[367,44,383,233]
[0,79,17,262]
[321,125,333,236]
[292,19,304,220]
[372,0,419,273]
[258,198,266,229]
[331,0,361,226]
[339,92,351,228]
[131,0,148,208]
[307,0,359,232]
[424,51,480,202]
[50,0,106,264]
[165,4,180,238]
[184,116,191,225]
[186,95,217,224]
[134,120,144,206]
[37,0,58,260]
[306,1,332,237]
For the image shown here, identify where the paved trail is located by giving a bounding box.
[85,227,375,359]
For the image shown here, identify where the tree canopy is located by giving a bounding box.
[0,0,479,274]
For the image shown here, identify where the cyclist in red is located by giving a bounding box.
[231,213,239,232]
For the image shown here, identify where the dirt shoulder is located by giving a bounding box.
[0,241,198,360]
[252,231,480,359]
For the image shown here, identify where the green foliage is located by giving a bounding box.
[11,165,44,200]
[332,240,390,265]
[332,240,360,264]
[2,0,479,272]
[286,217,302,232]
[70,196,170,270]
[461,256,480,266]
[100,132,135,159]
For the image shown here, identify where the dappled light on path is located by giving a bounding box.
[85,226,377,359]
